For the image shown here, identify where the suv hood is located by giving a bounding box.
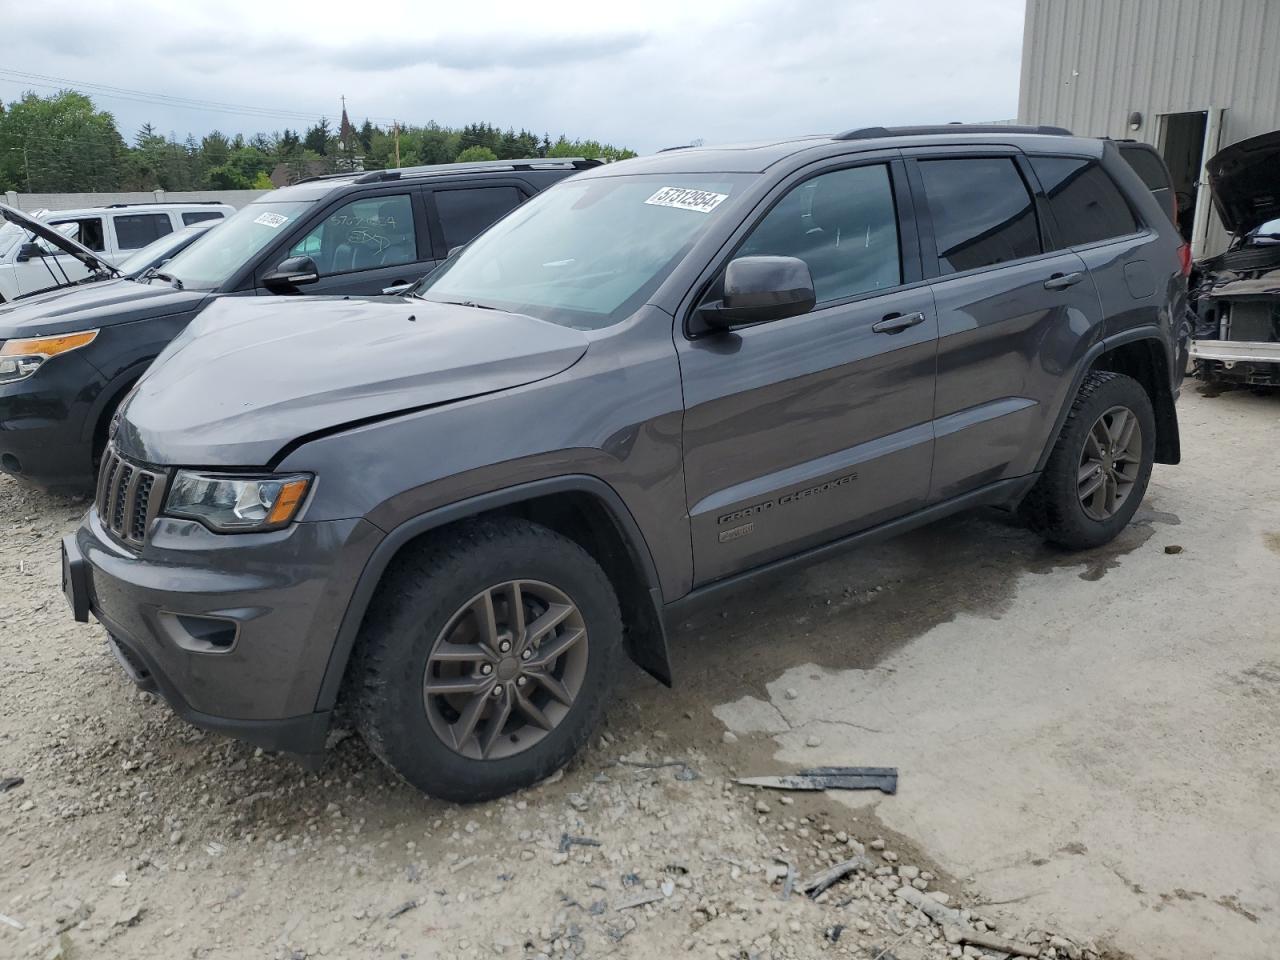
[1206,130,1280,237]
[115,296,589,467]
[0,202,119,277]
[0,278,208,338]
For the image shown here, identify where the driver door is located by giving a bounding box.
[676,158,939,585]
[256,191,435,296]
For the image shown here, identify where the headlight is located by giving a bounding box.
[0,329,98,384]
[165,472,312,532]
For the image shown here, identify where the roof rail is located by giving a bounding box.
[102,200,228,208]
[300,157,603,186]
[833,123,1073,141]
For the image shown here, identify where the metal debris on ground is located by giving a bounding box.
[801,856,873,898]
[735,766,898,794]
[614,891,664,911]
[559,833,603,853]
[385,900,419,920]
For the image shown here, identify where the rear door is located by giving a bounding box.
[258,189,435,296]
[908,149,1106,501]
[677,156,939,584]
[111,212,174,257]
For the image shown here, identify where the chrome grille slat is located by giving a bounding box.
[95,447,166,547]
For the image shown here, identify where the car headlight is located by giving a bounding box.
[0,329,98,384]
[165,472,312,532]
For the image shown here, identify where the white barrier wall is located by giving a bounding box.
[3,189,268,213]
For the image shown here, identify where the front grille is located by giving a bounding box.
[96,448,167,547]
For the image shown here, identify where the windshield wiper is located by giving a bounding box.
[437,298,498,311]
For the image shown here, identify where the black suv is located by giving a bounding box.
[63,126,1187,801]
[0,159,598,490]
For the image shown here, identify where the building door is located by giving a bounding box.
[1158,108,1225,257]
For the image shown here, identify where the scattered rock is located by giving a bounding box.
[721,731,738,744]
[0,776,23,792]
[1164,544,1184,555]
[804,735,822,748]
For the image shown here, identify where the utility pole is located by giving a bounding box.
[22,141,31,192]
[393,121,400,168]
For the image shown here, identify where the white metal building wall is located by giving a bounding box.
[1018,0,1280,253]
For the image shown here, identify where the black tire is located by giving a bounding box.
[1020,371,1156,550]
[351,517,622,802]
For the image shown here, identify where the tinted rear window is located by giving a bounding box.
[918,158,1041,274]
[114,213,173,250]
[182,211,225,225]
[1030,157,1140,247]
[1118,146,1172,192]
[434,186,525,250]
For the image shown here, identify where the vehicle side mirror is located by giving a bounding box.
[262,256,320,290]
[15,242,45,263]
[699,256,816,330]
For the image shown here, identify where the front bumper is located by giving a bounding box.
[0,352,103,490]
[64,506,383,755]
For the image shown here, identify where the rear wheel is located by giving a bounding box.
[352,518,622,802]
[1020,371,1155,550]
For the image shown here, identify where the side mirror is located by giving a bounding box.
[699,256,816,330]
[262,256,320,290]
[15,242,45,263]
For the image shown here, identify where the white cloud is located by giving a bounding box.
[1,0,1025,153]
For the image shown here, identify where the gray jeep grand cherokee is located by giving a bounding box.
[63,126,1187,801]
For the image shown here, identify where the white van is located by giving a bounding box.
[0,202,233,302]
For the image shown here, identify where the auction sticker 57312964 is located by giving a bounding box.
[645,187,729,214]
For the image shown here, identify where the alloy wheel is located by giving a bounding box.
[423,580,589,760]
[1077,404,1143,521]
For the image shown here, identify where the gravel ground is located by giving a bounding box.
[0,384,1268,960]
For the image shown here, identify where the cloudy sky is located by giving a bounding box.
[2,0,1026,154]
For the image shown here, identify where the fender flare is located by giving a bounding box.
[78,357,153,446]
[314,474,672,712]
[1035,325,1180,473]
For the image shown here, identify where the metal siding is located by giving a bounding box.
[1019,0,1280,253]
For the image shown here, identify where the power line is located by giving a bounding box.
[0,69,406,128]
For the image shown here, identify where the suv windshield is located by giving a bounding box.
[117,226,209,278]
[162,201,313,291]
[416,173,753,328]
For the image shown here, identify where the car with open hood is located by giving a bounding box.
[0,159,597,491]
[0,203,123,301]
[62,125,1187,802]
[1190,130,1280,386]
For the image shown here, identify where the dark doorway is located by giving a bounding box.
[1159,111,1208,243]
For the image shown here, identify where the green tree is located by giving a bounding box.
[303,119,331,156]
[0,91,127,192]
[455,145,498,163]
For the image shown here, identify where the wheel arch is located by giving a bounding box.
[1037,327,1181,472]
[81,358,152,454]
[315,475,673,714]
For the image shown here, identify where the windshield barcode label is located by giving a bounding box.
[253,212,289,228]
[644,187,728,214]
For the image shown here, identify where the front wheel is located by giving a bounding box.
[351,518,622,802]
[1020,371,1156,550]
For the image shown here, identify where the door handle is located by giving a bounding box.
[1043,271,1085,290]
[872,311,926,334]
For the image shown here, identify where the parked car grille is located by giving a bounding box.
[96,448,167,547]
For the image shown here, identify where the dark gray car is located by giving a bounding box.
[63,126,1187,801]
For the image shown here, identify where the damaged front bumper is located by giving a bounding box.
[1190,339,1280,385]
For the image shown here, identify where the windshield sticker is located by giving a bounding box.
[253,212,290,229]
[644,187,728,214]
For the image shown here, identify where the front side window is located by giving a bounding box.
[1031,157,1140,247]
[919,158,1041,274]
[738,165,901,303]
[114,213,173,250]
[162,200,315,291]
[418,173,753,329]
[434,186,525,251]
[48,217,105,252]
[287,194,417,276]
